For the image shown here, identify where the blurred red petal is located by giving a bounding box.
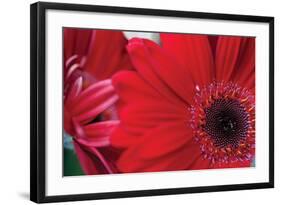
[76,94,118,123]
[84,30,132,80]
[127,38,193,105]
[65,77,82,107]
[231,37,255,89]
[117,138,201,173]
[72,82,116,116]
[132,121,193,160]
[112,71,187,138]
[161,33,214,87]
[215,36,242,82]
[73,141,99,175]
[84,120,119,140]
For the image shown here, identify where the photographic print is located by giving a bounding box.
[63,28,256,176]
[31,2,273,202]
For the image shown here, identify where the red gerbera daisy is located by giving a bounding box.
[111,34,255,173]
[64,28,132,174]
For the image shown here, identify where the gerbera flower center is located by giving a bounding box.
[204,98,249,148]
[190,82,255,165]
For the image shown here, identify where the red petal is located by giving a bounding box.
[215,36,242,82]
[83,30,132,80]
[110,126,137,148]
[117,138,200,173]
[64,108,74,136]
[187,155,211,170]
[65,77,83,107]
[65,61,80,80]
[74,29,93,56]
[74,141,117,174]
[73,79,112,106]
[76,121,120,148]
[112,71,163,104]
[127,38,193,105]
[77,137,110,148]
[112,71,187,138]
[208,35,218,55]
[161,33,214,87]
[75,93,118,123]
[73,141,99,175]
[64,28,92,63]
[85,146,114,174]
[243,72,255,91]
[131,122,193,160]
[64,28,76,61]
[84,120,119,140]
[231,37,255,89]
[72,82,116,115]
[119,104,187,137]
[112,71,187,113]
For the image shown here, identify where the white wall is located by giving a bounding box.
[0,0,279,204]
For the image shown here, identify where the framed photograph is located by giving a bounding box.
[30,1,274,203]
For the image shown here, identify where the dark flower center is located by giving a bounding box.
[189,82,255,165]
[204,99,249,148]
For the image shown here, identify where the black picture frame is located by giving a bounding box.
[30,1,274,203]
